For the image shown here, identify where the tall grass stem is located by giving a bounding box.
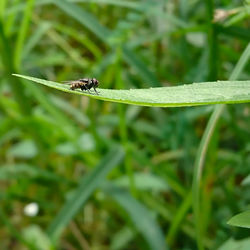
[14,0,34,69]
[192,41,250,250]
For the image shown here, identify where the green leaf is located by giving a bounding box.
[227,210,250,228]
[47,146,124,241]
[242,175,250,186]
[112,173,169,192]
[0,163,69,183]
[51,0,159,85]
[22,225,53,250]
[111,226,135,250]
[7,139,38,159]
[218,238,250,250]
[13,74,250,107]
[109,189,168,250]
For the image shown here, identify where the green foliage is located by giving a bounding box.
[227,210,250,229]
[22,225,53,250]
[1,0,250,250]
[47,146,124,241]
[108,188,168,250]
[13,74,250,107]
[218,237,250,250]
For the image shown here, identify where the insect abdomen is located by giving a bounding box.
[70,82,83,90]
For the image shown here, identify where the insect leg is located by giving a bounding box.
[93,87,99,95]
[80,85,87,91]
[82,85,90,93]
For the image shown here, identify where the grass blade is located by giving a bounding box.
[13,74,250,107]
[227,210,250,229]
[0,0,7,19]
[192,105,224,250]
[218,238,250,250]
[52,0,159,85]
[52,0,110,42]
[22,22,51,58]
[216,26,250,41]
[5,0,141,17]
[229,42,250,80]
[0,22,31,115]
[192,42,250,250]
[14,0,34,69]
[166,191,192,245]
[47,146,124,241]
[0,208,37,250]
[109,188,168,250]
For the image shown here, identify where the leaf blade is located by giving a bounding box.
[13,74,250,107]
[51,0,159,85]
[109,189,168,250]
[227,210,250,229]
[47,146,124,241]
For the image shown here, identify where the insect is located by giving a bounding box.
[64,78,99,94]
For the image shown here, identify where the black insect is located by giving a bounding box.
[64,78,99,94]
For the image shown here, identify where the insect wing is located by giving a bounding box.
[79,78,90,83]
[62,80,81,85]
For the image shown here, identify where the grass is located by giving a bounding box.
[227,210,250,229]
[192,41,250,250]
[47,146,124,242]
[12,74,250,107]
[1,1,250,250]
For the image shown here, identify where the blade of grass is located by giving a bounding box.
[192,2,218,248]
[13,74,250,107]
[54,22,102,60]
[53,0,110,41]
[218,238,250,250]
[142,194,213,248]
[115,47,136,196]
[51,0,159,85]
[0,0,7,19]
[5,0,141,17]
[44,27,88,68]
[227,210,250,228]
[31,15,88,68]
[192,42,250,250]
[108,188,168,250]
[122,47,159,85]
[224,8,250,27]
[47,146,124,242]
[166,191,192,246]
[192,104,224,250]
[14,0,34,69]
[230,43,250,80]
[5,11,89,139]
[110,226,135,250]
[22,21,51,58]
[216,26,250,41]
[75,0,141,9]
[0,163,72,184]
[23,82,78,138]
[206,0,218,81]
[0,21,31,115]
[5,0,21,35]
[50,95,90,127]
[0,208,37,250]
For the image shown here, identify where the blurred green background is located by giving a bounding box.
[0,0,250,249]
